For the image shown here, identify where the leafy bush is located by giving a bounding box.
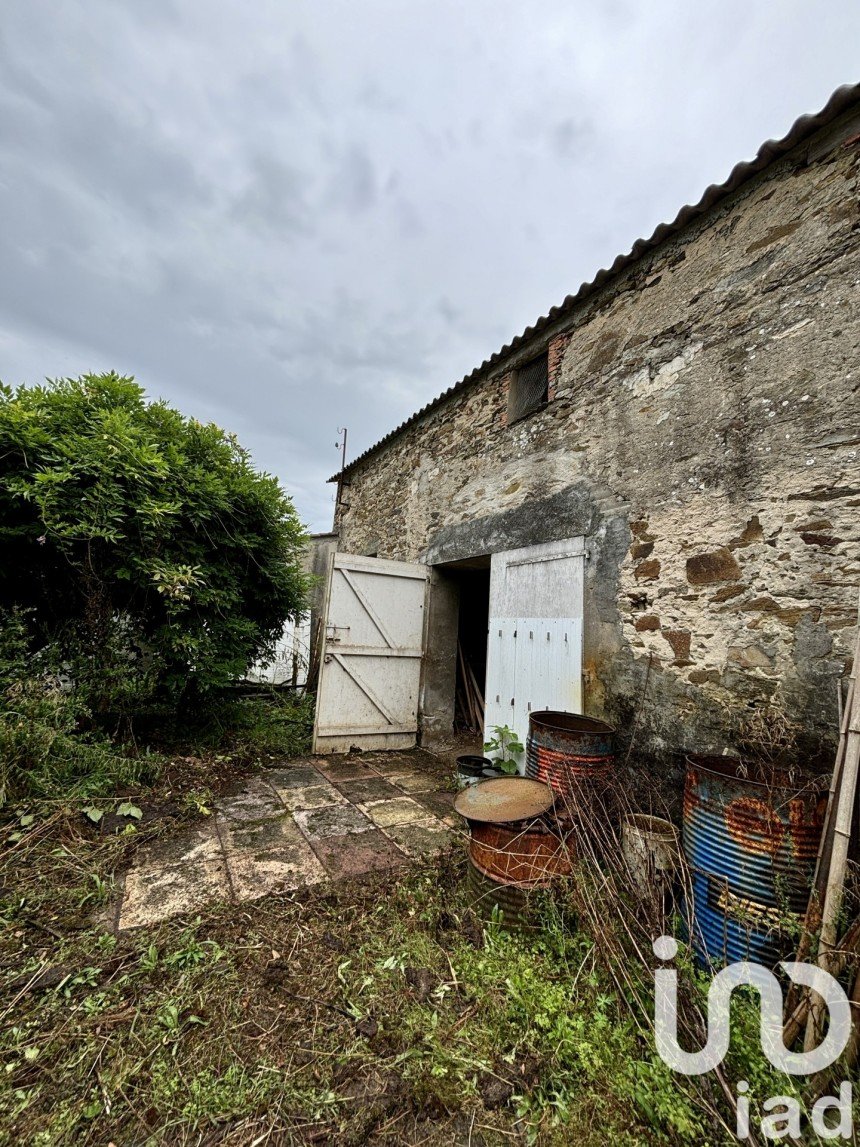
[0,609,156,804]
[0,373,309,717]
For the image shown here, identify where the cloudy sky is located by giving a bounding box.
[1,3,857,530]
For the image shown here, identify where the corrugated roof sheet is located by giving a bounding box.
[332,82,860,483]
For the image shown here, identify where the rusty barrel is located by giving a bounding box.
[526,711,615,796]
[466,857,543,930]
[455,778,573,929]
[683,755,825,967]
[469,819,573,885]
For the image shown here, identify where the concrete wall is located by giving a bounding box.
[334,111,860,770]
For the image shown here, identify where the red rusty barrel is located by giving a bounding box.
[454,777,573,885]
[469,820,574,884]
[526,711,615,795]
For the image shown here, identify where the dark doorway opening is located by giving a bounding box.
[443,560,490,736]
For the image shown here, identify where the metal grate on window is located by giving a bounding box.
[507,352,549,423]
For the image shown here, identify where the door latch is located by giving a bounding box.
[325,624,350,643]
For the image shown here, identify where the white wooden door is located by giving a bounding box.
[313,552,429,753]
[484,537,584,761]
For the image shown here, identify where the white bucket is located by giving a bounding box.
[622,813,679,895]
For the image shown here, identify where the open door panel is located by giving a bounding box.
[484,537,584,752]
[312,552,429,753]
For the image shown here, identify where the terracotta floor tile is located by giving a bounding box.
[309,830,408,879]
[334,775,402,804]
[263,765,328,790]
[218,811,306,855]
[119,856,230,929]
[116,749,459,926]
[360,796,430,828]
[388,772,443,795]
[226,844,326,901]
[216,781,284,823]
[293,803,374,839]
[314,759,383,782]
[381,818,454,859]
[271,783,347,812]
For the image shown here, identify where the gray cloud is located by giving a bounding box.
[0,0,857,529]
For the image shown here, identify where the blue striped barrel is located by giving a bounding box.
[683,755,825,967]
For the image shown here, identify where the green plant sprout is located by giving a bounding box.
[483,724,524,775]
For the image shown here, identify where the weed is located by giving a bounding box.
[79,872,113,907]
[139,942,160,973]
[182,789,213,817]
[164,935,224,969]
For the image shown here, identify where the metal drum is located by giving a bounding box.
[683,754,825,967]
[526,711,615,795]
[469,819,573,885]
[466,857,544,931]
[454,777,573,915]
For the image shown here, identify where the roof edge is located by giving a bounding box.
[331,82,860,483]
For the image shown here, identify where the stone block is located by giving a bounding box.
[662,630,691,662]
[388,772,440,795]
[264,765,328,790]
[727,644,774,669]
[634,614,660,631]
[686,548,742,585]
[711,584,746,603]
[630,540,655,560]
[309,830,408,878]
[634,559,661,581]
[730,515,764,548]
[361,796,430,828]
[293,804,374,840]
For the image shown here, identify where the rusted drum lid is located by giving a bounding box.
[529,711,616,736]
[453,777,554,825]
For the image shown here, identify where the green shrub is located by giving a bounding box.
[0,373,309,718]
[0,609,157,803]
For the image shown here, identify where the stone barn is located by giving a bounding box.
[310,83,860,778]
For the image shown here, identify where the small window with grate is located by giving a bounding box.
[507,352,549,424]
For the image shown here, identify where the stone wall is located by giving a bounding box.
[334,109,860,769]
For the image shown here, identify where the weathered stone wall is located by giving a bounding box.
[335,110,860,769]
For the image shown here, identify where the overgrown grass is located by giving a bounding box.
[1,819,724,1146]
[1,607,314,806]
[2,699,848,1143]
[6,813,849,1145]
[182,691,316,764]
[1,687,312,807]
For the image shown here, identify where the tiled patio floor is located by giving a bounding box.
[111,750,460,930]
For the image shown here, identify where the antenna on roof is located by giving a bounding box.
[333,428,350,518]
[335,427,348,476]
